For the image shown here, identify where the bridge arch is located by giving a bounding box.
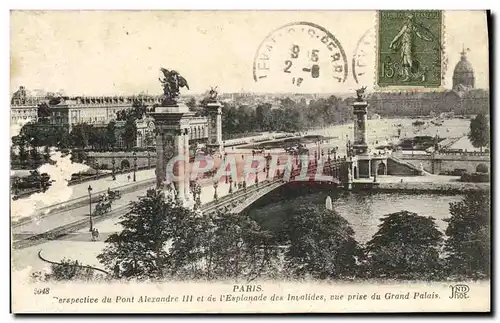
[476,163,489,174]
[121,159,131,169]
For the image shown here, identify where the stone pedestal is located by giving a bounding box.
[149,103,193,205]
[352,101,369,155]
[205,100,223,153]
[352,100,372,179]
[357,155,371,179]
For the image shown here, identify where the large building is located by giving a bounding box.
[10,89,210,148]
[453,47,475,91]
[368,49,488,117]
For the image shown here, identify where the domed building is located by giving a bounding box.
[452,46,475,91]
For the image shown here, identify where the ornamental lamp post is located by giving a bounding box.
[111,157,116,180]
[327,152,332,176]
[133,151,137,182]
[213,180,218,201]
[88,185,93,232]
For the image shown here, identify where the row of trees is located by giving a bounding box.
[215,96,354,138]
[34,189,490,282]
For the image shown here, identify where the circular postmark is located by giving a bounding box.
[352,27,376,85]
[253,22,348,90]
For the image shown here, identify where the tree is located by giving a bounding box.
[365,211,443,280]
[468,114,490,152]
[106,121,117,148]
[98,189,184,279]
[444,191,490,279]
[70,123,91,149]
[283,203,362,280]
[186,97,197,111]
[122,117,137,150]
[144,131,155,148]
[201,212,279,280]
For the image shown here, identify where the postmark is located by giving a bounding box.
[253,22,348,89]
[377,10,443,87]
[352,27,376,85]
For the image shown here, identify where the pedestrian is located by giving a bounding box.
[127,175,131,182]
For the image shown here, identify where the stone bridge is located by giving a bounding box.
[203,163,342,216]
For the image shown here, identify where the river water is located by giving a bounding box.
[248,191,464,245]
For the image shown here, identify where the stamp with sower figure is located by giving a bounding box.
[377,10,443,88]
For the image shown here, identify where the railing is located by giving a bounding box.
[437,151,490,157]
[12,177,156,228]
[13,203,131,249]
[12,164,156,200]
[230,181,284,214]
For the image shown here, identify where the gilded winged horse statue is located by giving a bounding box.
[159,67,190,105]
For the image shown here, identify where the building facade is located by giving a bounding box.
[10,89,210,148]
[367,49,488,117]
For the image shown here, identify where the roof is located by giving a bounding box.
[454,52,474,75]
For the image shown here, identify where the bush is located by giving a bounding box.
[460,172,489,183]
[476,164,489,174]
[31,258,100,282]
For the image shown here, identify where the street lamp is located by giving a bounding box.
[111,157,116,180]
[327,152,332,176]
[213,180,218,201]
[88,185,93,232]
[133,151,137,182]
[147,151,151,168]
[266,154,271,179]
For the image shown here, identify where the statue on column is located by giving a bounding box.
[159,68,190,105]
[208,86,219,101]
[355,86,367,102]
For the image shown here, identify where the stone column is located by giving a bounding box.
[205,101,223,153]
[155,131,166,188]
[352,101,369,155]
[175,131,185,202]
[184,128,191,200]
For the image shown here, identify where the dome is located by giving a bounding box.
[454,56,474,74]
[452,47,475,91]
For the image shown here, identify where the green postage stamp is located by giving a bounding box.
[377,10,443,87]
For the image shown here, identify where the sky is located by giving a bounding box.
[10,10,489,96]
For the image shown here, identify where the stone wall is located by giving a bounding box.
[87,151,157,170]
[399,152,490,174]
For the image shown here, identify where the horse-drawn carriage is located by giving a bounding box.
[107,189,121,201]
[98,189,122,202]
[93,200,112,216]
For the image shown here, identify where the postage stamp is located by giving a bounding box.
[377,10,443,88]
[9,10,491,314]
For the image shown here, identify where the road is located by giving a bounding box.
[10,168,157,223]
[11,170,271,272]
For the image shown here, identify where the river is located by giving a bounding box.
[248,191,464,245]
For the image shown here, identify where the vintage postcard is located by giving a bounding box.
[10,10,491,313]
